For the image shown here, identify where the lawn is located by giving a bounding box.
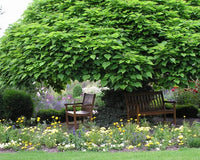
[0,148,200,160]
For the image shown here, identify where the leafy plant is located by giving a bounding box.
[2,89,34,121]
[72,85,82,99]
[0,0,200,92]
[188,137,200,148]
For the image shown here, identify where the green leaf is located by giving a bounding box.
[101,80,108,87]
[104,54,112,60]
[83,75,90,81]
[134,82,142,88]
[119,85,127,90]
[58,74,64,81]
[170,58,176,64]
[94,73,101,80]
[135,65,141,71]
[102,62,111,69]
[136,75,143,80]
[34,73,40,79]
[90,55,96,60]
[146,72,152,78]
[174,79,180,84]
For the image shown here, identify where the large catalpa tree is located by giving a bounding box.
[0,0,200,92]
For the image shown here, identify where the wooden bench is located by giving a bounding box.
[124,91,176,125]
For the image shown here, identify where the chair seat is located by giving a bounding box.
[66,110,90,116]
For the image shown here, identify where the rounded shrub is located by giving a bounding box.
[0,90,7,119]
[72,85,82,98]
[2,89,34,121]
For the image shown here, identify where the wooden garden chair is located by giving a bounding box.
[65,93,96,129]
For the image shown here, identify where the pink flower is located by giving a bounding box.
[171,88,175,92]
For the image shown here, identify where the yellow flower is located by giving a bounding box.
[156,141,160,145]
[160,128,164,131]
[52,116,55,119]
[55,116,58,120]
[120,119,123,122]
[130,118,133,121]
[183,115,186,118]
[146,135,151,140]
[127,145,134,149]
[138,114,141,117]
[137,143,141,147]
[37,117,40,122]
[178,135,183,140]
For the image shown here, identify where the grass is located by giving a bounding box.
[0,148,200,160]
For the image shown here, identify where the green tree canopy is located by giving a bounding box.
[0,0,200,92]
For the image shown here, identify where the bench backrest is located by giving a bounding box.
[124,91,165,116]
[82,93,96,112]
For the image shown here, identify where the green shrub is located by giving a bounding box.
[37,107,82,123]
[72,85,82,98]
[166,104,198,118]
[0,90,6,119]
[37,109,60,123]
[2,89,34,121]
[188,137,200,148]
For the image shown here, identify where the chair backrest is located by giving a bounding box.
[124,91,165,115]
[82,93,96,112]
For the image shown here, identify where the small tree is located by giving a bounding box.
[72,84,82,99]
[0,0,200,92]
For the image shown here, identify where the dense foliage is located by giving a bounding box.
[1,89,34,121]
[0,0,200,91]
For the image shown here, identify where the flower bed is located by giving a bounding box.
[0,117,200,152]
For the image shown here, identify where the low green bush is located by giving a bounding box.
[37,109,60,123]
[2,89,34,121]
[188,137,200,148]
[37,107,82,123]
[166,104,199,118]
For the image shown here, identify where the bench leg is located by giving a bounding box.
[173,113,176,125]
[137,116,140,125]
[66,114,69,127]
[163,114,166,124]
[73,116,78,130]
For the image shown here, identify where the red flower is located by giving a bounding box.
[171,88,175,92]
[193,89,198,93]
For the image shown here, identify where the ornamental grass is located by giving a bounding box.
[0,117,200,152]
